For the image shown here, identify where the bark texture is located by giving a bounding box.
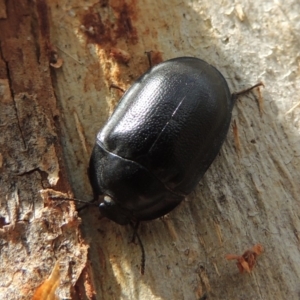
[0,1,87,299]
[0,0,300,299]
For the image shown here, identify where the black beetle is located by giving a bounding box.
[89,56,262,225]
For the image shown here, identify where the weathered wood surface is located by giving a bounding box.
[0,0,299,299]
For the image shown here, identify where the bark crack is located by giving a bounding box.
[0,46,28,151]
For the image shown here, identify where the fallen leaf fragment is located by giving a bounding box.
[225,244,263,273]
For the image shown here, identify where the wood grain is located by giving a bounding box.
[0,0,299,299]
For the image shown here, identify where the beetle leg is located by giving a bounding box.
[135,230,145,275]
[145,50,153,68]
[232,82,264,103]
[130,221,140,243]
[109,83,125,93]
[130,221,145,275]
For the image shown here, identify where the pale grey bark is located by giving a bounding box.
[1,0,299,299]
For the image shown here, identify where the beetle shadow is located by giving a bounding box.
[50,0,300,299]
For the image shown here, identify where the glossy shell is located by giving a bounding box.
[89,57,233,225]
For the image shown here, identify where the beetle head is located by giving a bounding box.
[99,195,131,225]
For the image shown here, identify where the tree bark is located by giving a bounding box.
[0,1,87,299]
[1,0,300,299]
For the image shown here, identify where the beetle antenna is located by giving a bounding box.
[231,82,264,103]
[130,222,145,275]
[49,196,98,207]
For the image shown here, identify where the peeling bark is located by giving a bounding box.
[0,1,87,299]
